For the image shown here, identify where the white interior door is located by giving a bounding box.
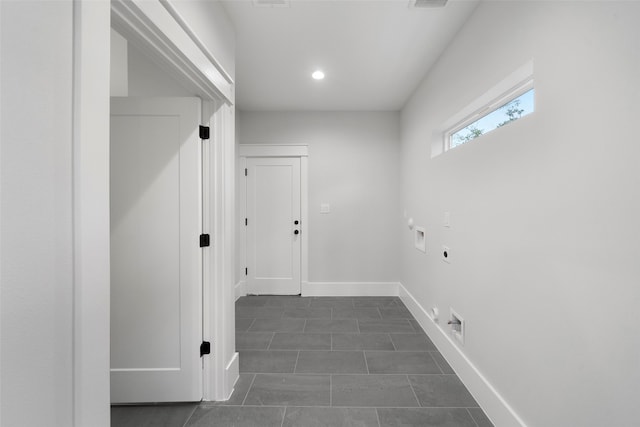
[246,157,301,295]
[110,97,202,403]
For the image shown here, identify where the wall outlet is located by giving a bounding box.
[449,309,464,345]
[320,203,330,214]
[442,245,451,263]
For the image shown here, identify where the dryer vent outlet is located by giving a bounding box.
[448,309,464,345]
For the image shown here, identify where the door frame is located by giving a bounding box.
[238,145,309,298]
[72,0,236,423]
[110,0,238,402]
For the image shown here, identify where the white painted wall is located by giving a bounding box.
[110,29,128,97]
[238,112,401,285]
[1,1,75,425]
[1,0,235,424]
[170,0,236,80]
[110,27,194,98]
[127,42,193,97]
[400,2,640,426]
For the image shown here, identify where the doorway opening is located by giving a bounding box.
[108,0,237,404]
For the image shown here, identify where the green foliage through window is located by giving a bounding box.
[450,88,534,149]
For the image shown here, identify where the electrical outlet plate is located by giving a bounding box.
[442,245,451,263]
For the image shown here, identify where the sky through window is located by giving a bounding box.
[450,88,534,149]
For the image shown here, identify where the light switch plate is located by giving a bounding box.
[443,211,451,228]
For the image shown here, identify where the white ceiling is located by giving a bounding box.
[221,0,479,111]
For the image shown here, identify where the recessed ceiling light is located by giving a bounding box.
[312,70,325,80]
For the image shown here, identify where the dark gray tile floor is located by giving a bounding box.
[111,296,494,427]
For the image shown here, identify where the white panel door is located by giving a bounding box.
[246,157,301,295]
[110,97,202,403]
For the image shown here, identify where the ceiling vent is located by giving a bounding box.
[410,0,448,8]
[252,0,290,7]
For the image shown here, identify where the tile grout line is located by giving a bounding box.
[236,372,455,376]
[280,406,287,427]
[207,404,472,409]
[267,332,276,350]
[406,374,422,407]
[240,374,257,406]
[375,407,382,427]
[234,299,480,423]
[429,352,445,374]
[246,318,256,332]
[180,403,199,427]
[467,407,481,427]
[330,374,333,407]
[293,350,300,373]
[236,372,254,405]
[405,318,415,333]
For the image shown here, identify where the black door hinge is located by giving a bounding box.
[245,168,248,176]
[199,125,210,140]
[245,218,248,226]
[245,267,248,276]
[199,234,210,247]
[200,341,211,357]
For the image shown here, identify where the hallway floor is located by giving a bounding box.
[111,296,493,427]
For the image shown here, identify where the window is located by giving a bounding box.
[431,61,535,158]
[446,82,534,151]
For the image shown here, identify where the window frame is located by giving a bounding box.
[444,78,535,152]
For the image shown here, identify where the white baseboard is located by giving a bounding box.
[223,352,239,401]
[398,283,527,427]
[235,280,246,301]
[302,281,400,297]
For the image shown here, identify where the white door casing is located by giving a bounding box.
[110,97,202,403]
[69,0,235,422]
[246,157,302,295]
